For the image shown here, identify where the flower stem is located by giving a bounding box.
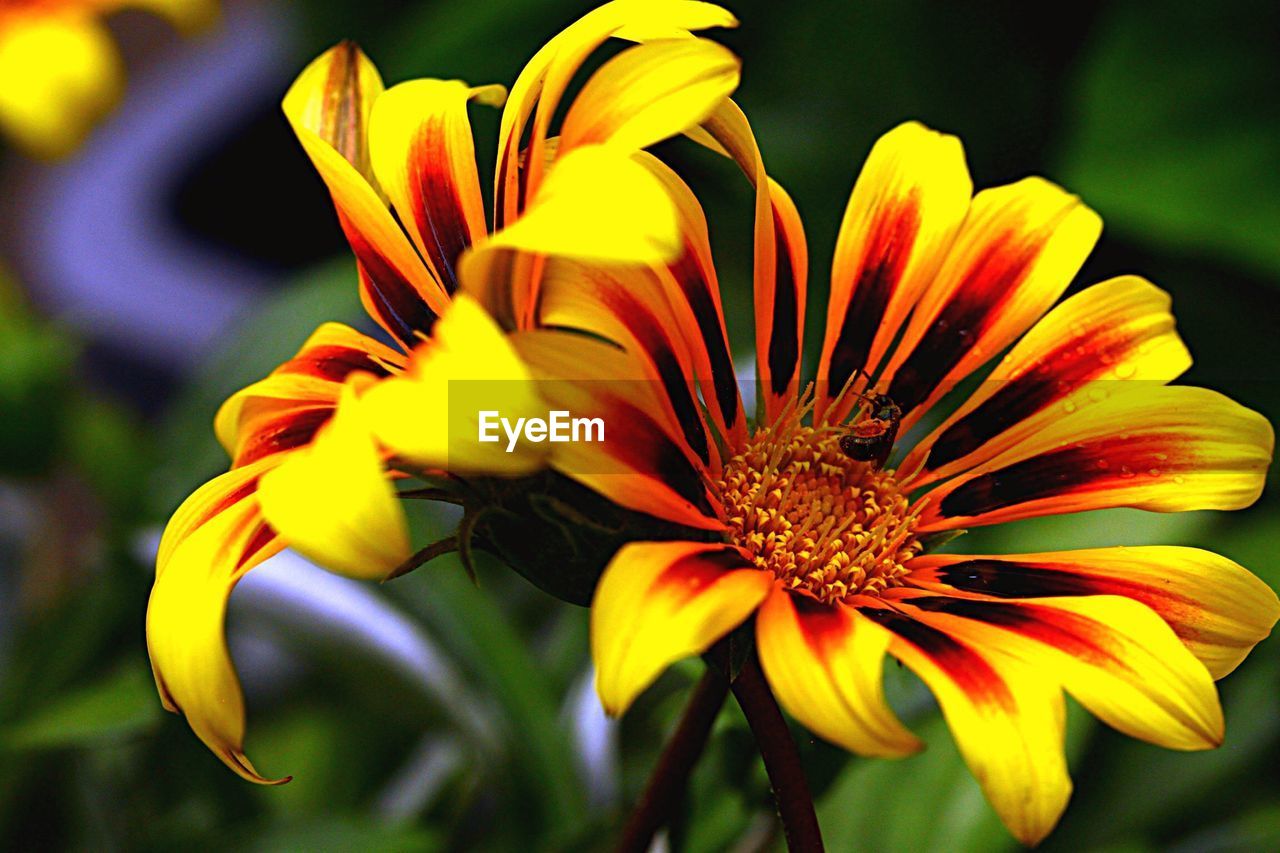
[731,654,824,852]
[617,665,730,853]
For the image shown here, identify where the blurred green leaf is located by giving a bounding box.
[1170,803,1280,853]
[1058,0,1280,280]
[0,272,78,478]
[1,663,160,751]
[239,816,440,852]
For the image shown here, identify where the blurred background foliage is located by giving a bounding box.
[1,0,1279,850]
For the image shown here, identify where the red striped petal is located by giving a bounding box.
[816,122,971,424]
[906,547,1280,679]
[902,276,1191,487]
[877,177,1101,432]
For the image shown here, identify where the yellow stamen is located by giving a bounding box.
[715,417,921,605]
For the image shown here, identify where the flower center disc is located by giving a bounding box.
[717,424,921,604]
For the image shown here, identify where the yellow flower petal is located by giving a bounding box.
[257,383,410,580]
[147,460,287,784]
[592,541,771,716]
[858,600,1071,847]
[560,37,739,152]
[756,588,921,757]
[916,385,1274,530]
[283,43,449,343]
[892,592,1225,750]
[903,275,1192,487]
[0,11,121,158]
[361,295,549,476]
[816,121,972,424]
[369,78,505,293]
[485,144,681,264]
[907,546,1280,679]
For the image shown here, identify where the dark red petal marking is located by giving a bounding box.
[670,252,740,433]
[920,559,1200,643]
[859,604,1016,709]
[887,236,1043,415]
[406,121,475,294]
[767,206,800,397]
[597,398,715,514]
[579,276,713,467]
[236,522,279,570]
[188,478,261,533]
[278,344,391,382]
[905,596,1126,671]
[927,333,1139,470]
[342,222,439,346]
[936,434,1187,519]
[827,196,921,396]
[233,407,334,468]
[653,547,755,602]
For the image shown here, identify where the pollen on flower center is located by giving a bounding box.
[716,423,922,604]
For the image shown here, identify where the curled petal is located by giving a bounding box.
[369,78,505,294]
[215,322,402,468]
[495,0,738,226]
[283,43,448,344]
[361,295,549,476]
[560,37,740,152]
[258,382,410,580]
[147,460,287,784]
[485,145,682,264]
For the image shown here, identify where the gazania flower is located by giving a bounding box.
[146,0,743,783]
[541,119,1280,844]
[0,0,216,157]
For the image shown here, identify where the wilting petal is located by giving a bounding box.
[878,177,1102,430]
[0,11,121,158]
[369,79,506,294]
[592,541,771,716]
[559,38,740,152]
[636,152,745,445]
[697,101,807,422]
[756,588,921,756]
[906,548,1280,679]
[486,145,682,264]
[916,385,1273,530]
[857,600,1070,847]
[361,295,549,476]
[283,44,448,345]
[215,322,402,468]
[495,0,737,227]
[147,459,287,784]
[891,592,1225,751]
[257,383,410,580]
[816,122,972,423]
[536,256,717,471]
[512,329,722,530]
[903,276,1192,486]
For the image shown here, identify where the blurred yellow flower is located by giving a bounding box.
[146,0,741,784]
[0,0,216,158]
